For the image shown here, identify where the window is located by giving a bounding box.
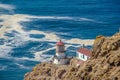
[80,54,85,59]
[83,54,85,59]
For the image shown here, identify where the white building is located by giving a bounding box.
[76,48,91,66]
[76,48,91,61]
[53,40,70,65]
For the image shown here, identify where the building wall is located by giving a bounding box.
[53,58,69,64]
[77,52,89,61]
[56,52,65,58]
[56,45,65,52]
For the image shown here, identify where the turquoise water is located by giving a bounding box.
[0,0,120,80]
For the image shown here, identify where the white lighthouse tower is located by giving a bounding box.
[56,40,65,58]
[53,40,70,65]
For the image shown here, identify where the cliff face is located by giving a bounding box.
[24,33,120,80]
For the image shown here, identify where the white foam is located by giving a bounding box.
[37,54,53,62]
[32,44,74,62]
[0,14,99,41]
[66,38,94,46]
[80,18,95,22]
[15,63,31,70]
[15,57,34,61]
[0,44,12,58]
[0,14,29,39]
[0,65,7,71]
[28,30,59,41]
[0,3,15,10]
[34,47,55,61]
[55,32,71,36]
[0,37,27,58]
[80,17,103,23]
[24,14,102,23]
[25,15,73,20]
[0,3,15,14]
[0,14,58,60]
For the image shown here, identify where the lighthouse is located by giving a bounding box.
[53,40,70,64]
[56,40,65,58]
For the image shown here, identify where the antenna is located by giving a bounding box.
[57,39,61,42]
[59,39,61,42]
[81,44,85,48]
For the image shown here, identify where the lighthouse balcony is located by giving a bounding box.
[56,51,66,53]
[56,52,66,58]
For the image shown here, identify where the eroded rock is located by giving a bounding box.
[24,33,120,80]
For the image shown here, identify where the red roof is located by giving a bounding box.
[56,40,64,46]
[77,48,91,57]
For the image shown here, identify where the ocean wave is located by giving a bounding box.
[26,15,73,20]
[0,44,12,58]
[0,65,7,71]
[66,38,94,45]
[15,54,53,62]
[15,63,31,70]
[28,30,59,41]
[79,18,103,23]
[33,47,55,61]
[37,54,54,62]
[15,57,34,61]
[0,3,15,14]
[15,44,74,62]
[26,15,102,23]
[80,18,96,22]
[0,3,15,10]
[32,43,74,61]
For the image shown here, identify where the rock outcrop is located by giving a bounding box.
[24,33,120,80]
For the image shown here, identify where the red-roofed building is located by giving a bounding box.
[76,48,91,61]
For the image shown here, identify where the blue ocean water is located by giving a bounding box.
[0,0,120,80]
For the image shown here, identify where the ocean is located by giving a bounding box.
[0,0,120,80]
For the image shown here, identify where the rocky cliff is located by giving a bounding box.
[24,33,120,80]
